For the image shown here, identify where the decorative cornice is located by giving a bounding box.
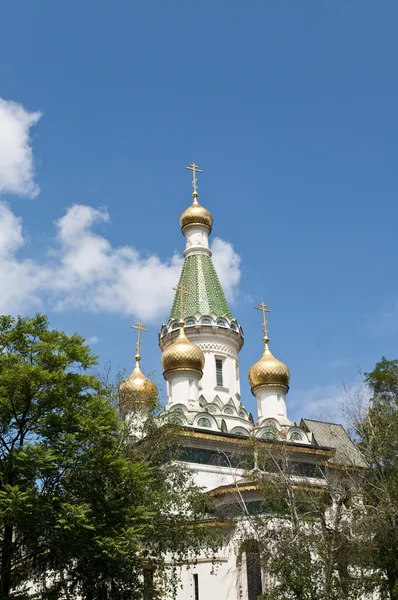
[159,324,243,352]
[179,429,336,457]
[197,342,238,360]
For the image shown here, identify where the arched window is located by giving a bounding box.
[262,428,277,440]
[169,415,184,425]
[230,323,237,331]
[290,432,303,441]
[197,417,212,428]
[161,326,168,337]
[185,319,195,326]
[217,319,226,327]
[206,405,217,413]
[231,427,250,438]
[171,322,179,330]
[223,406,234,415]
[201,318,212,325]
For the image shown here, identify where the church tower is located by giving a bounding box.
[249,303,292,426]
[159,164,253,435]
[119,320,158,438]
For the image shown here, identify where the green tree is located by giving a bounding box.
[353,358,398,600]
[231,358,398,600]
[0,314,214,599]
[248,446,370,600]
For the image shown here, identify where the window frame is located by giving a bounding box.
[215,358,223,387]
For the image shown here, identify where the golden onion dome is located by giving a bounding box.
[180,193,213,233]
[162,321,205,377]
[119,354,158,405]
[248,336,290,393]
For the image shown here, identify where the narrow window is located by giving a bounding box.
[193,573,199,600]
[143,567,154,600]
[215,359,223,387]
[246,542,262,600]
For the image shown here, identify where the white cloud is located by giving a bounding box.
[0,203,50,314]
[0,99,242,320]
[0,98,41,197]
[289,378,370,427]
[87,336,100,344]
[211,237,241,302]
[0,203,242,322]
[289,383,345,424]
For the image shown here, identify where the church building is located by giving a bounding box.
[119,164,364,600]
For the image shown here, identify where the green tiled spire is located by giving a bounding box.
[169,255,233,322]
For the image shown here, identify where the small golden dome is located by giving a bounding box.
[162,321,205,377]
[119,354,158,405]
[249,337,290,393]
[180,193,213,233]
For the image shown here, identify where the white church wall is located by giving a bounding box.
[171,551,238,600]
[166,370,201,406]
[193,332,241,406]
[183,461,246,492]
[183,225,211,257]
[255,385,291,425]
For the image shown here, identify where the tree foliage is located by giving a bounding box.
[243,447,371,600]
[229,357,398,600]
[0,314,214,599]
[353,358,398,600]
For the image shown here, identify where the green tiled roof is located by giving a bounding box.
[169,255,233,322]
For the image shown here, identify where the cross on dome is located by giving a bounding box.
[255,300,271,339]
[173,283,191,325]
[131,319,148,358]
[185,162,202,197]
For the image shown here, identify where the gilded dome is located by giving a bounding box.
[162,322,205,377]
[180,194,213,233]
[119,355,158,405]
[249,338,290,392]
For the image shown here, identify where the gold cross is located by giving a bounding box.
[173,283,191,323]
[185,162,203,195]
[131,319,148,356]
[255,300,271,337]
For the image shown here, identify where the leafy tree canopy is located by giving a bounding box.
[0,314,214,600]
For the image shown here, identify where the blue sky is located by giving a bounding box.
[0,0,397,423]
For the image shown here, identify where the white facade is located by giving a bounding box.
[166,369,201,407]
[184,224,211,258]
[254,385,291,425]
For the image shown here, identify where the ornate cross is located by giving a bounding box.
[173,283,191,323]
[185,162,203,195]
[255,301,271,337]
[131,319,148,355]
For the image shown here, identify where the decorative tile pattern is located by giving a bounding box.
[169,255,233,322]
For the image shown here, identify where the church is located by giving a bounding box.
[119,164,364,600]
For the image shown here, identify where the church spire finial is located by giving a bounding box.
[185,162,203,203]
[131,319,148,362]
[249,301,290,394]
[255,300,272,345]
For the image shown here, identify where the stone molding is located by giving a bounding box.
[196,342,238,360]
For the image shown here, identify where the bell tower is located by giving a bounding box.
[159,165,252,434]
